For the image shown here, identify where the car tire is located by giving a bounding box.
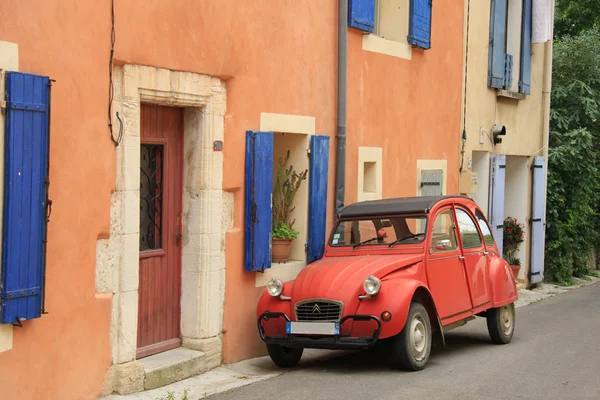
[390,302,432,371]
[486,303,515,344]
[266,344,303,368]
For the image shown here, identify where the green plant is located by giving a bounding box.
[160,389,189,400]
[272,150,307,240]
[272,222,300,240]
[502,217,524,265]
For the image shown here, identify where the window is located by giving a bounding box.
[475,210,496,246]
[420,169,443,197]
[430,209,458,253]
[140,144,164,251]
[330,216,427,247]
[455,209,483,249]
[488,0,532,93]
[349,0,432,49]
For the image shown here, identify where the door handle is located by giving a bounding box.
[483,251,489,255]
[458,255,465,260]
[176,233,183,245]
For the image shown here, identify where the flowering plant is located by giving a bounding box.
[502,217,525,265]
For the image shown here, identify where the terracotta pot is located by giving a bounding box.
[272,239,293,263]
[509,264,521,281]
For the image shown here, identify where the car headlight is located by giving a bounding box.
[363,275,381,296]
[266,278,283,297]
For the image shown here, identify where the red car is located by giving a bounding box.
[256,196,518,370]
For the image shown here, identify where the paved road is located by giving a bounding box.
[208,282,600,400]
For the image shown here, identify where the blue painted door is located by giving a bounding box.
[1,72,51,324]
[244,131,274,272]
[488,154,506,256]
[307,135,330,263]
[530,156,545,284]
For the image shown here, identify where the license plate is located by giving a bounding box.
[286,321,340,335]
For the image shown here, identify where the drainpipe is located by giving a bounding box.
[335,0,348,216]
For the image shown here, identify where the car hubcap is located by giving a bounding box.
[410,313,428,361]
[500,305,514,335]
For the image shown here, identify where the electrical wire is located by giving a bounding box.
[108,0,123,146]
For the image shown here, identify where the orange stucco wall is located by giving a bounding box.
[0,1,463,398]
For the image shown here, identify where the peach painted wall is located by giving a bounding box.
[0,0,337,397]
[0,1,463,397]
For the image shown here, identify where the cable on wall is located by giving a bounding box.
[459,0,471,173]
[108,0,123,146]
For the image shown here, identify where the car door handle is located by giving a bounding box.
[483,251,489,255]
[458,255,465,260]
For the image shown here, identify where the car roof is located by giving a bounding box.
[338,195,472,218]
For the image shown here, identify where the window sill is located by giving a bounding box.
[362,34,412,60]
[496,90,526,101]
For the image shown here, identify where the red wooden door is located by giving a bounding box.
[137,104,184,358]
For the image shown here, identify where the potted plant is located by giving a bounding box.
[271,150,307,263]
[502,217,525,281]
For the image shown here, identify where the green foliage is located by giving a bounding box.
[545,29,600,284]
[555,0,600,38]
[502,217,524,265]
[161,389,189,400]
[272,222,300,240]
[272,150,307,241]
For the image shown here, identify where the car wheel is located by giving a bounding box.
[390,302,432,371]
[486,303,515,344]
[266,344,303,368]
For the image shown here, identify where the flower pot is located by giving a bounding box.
[509,264,521,282]
[272,239,293,263]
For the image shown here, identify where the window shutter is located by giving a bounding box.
[530,156,545,283]
[488,0,508,89]
[420,169,443,197]
[307,135,330,263]
[348,0,375,33]
[1,72,51,324]
[408,0,433,49]
[519,0,533,94]
[504,54,513,89]
[244,131,274,272]
[488,155,506,256]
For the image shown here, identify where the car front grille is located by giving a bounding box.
[295,299,343,322]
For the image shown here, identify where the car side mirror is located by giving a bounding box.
[435,239,452,251]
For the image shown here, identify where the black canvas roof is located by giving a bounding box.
[338,195,471,218]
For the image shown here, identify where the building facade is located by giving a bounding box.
[0,1,550,399]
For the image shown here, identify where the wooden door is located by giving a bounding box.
[137,104,184,358]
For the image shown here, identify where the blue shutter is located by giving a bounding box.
[348,0,375,33]
[504,54,513,89]
[408,0,432,49]
[244,131,274,272]
[519,0,533,94]
[530,156,545,284]
[307,135,330,263]
[488,155,506,256]
[488,0,508,89]
[1,72,51,324]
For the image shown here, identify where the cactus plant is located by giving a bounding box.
[272,150,307,239]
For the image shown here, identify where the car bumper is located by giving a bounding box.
[257,311,383,350]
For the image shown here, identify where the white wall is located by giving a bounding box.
[504,156,529,280]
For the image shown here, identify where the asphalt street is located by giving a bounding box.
[208,282,600,400]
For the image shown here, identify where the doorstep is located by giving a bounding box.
[100,349,348,400]
[140,347,207,390]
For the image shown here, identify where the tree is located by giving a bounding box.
[554,0,600,38]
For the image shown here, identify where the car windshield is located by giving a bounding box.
[330,216,428,248]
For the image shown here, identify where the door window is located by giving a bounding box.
[475,209,495,246]
[430,209,458,253]
[455,209,483,249]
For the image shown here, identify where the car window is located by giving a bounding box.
[430,209,458,253]
[475,209,495,246]
[330,216,427,247]
[455,209,483,249]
